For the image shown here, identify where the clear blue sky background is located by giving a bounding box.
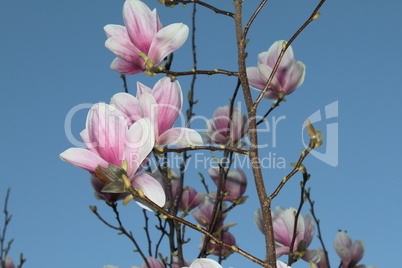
[1,0,401,267]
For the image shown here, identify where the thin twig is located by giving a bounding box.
[305,189,330,268]
[155,217,168,257]
[256,98,284,126]
[269,142,314,199]
[156,145,248,155]
[169,0,234,17]
[142,209,153,257]
[288,171,309,266]
[244,0,269,39]
[155,68,238,77]
[90,204,151,268]
[253,0,326,109]
[120,74,129,93]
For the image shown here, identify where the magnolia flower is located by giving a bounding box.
[60,103,165,210]
[5,255,15,268]
[104,0,188,74]
[199,231,236,258]
[254,207,317,260]
[203,105,247,147]
[111,77,203,147]
[208,167,247,203]
[179,186,206,212]
[247,40,306,100]
[334,231,366,268]
[183,258,222,268]
[192,197,227,229]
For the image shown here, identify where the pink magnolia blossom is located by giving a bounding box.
[192,197,227,229]
[254,207,317,259]
[247,40,306,100]
[111,77,203,148]
[5,255,15,268]
[140,257,165,268]
[183,258,222,268]
[60,103,165,210]
[199,231,236,258]
[104,0,189,74]
[203,105,247,147]
[334,231,365,268]
[179,186,206,212]
[208,167,247,203]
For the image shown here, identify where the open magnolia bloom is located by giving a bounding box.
[104,0,189,74]
[247,40,306,100]
[255,207,319,263]
[111,77,203,147]
[334,231,366,268]
[60,103,165,210]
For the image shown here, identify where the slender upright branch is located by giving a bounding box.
[288,171,309,266]
[0,188,12,267]
[142,209,153,257]
[233,1,275,267]
[305,189,330,268]
[244,0,269,39]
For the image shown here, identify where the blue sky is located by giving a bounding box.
[1,0,401,267]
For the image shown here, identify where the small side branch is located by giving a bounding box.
[305,189,330,268]
[89,204,151,268]
[253,0,326,109]
[155,68,238,77]
[165,0,234,17]
[156,145,249,155]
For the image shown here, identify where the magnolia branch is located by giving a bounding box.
[244,0,268,39]
[156,145,248,155]
[233,1,275,266]
[288,170,309,265]
[269,142,314,199]
[155,68,238,77]
[305,189,331,268]
[163,0,235,17]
